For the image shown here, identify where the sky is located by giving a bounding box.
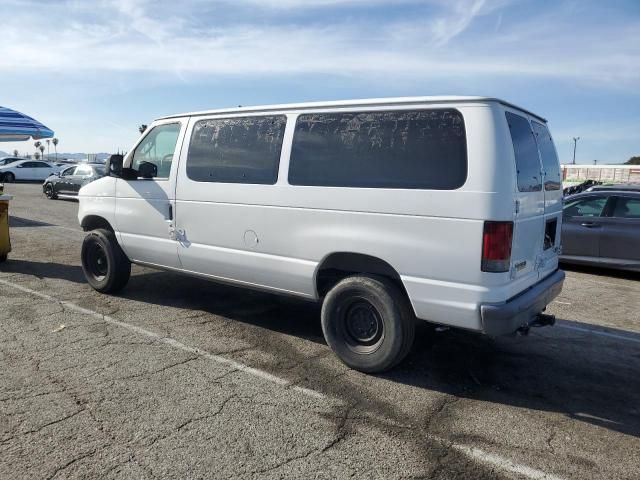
[0,0,638,164]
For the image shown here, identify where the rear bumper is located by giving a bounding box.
[480,269,565,336]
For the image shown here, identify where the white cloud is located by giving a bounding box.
[0,0,638,90]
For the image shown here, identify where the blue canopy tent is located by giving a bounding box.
[0,106,54,260]
[0,106,54,142]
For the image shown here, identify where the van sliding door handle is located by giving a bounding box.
[580,222,600,228]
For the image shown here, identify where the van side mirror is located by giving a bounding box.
[106,154,124,177]
[107,154,138,180]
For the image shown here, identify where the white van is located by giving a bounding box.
[78,96,565,372]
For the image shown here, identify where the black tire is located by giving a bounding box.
[44,183,57,199]
[321,275,415,373]
[81,228,131,293]
[3,172,15,183]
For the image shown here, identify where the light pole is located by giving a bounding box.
[572,137,580,165]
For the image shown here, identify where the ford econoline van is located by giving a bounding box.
[78,97,565,372]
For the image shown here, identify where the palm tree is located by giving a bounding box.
[39,145,45,159]
[34,141,41,157]
[52,138,59,161]
[12,149,19,157]
[138,124,147,134]
[34,152,41,160]
[46,139,51,160]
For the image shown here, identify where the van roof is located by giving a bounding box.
[157,96,547,123]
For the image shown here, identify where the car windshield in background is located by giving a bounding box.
[0,158,21,166]
[94,166,106,176]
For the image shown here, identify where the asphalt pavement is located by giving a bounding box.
[1,183,639,479]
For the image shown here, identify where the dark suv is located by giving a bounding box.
[43,163,106,199]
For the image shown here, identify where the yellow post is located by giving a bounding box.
[0,192,12,262]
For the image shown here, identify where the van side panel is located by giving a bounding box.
[174,103,517,330]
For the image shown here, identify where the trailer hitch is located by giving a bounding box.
[516,313,556,336]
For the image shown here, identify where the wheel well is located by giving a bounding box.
[81,215,114,233]
[315,252,405,298]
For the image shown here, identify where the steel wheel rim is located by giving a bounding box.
[87,243,108,279]
[339,297,384,354]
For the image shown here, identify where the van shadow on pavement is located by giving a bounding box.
[8,216,58,228]
[2,260,638,440]
[0,259,85,284]
[120,269,640,440]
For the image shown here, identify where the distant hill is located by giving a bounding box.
[0,150,112,162]
[50,152,112,162]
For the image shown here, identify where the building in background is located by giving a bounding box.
[562,164,640,184]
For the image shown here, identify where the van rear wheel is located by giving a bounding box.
[321,275,415,373]
[81,228,131,293]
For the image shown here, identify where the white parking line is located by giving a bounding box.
[0,277,324,399]
[569,277,640,291]
[557,323,640,344]
[0,276,568,480]
[452,444,565,480]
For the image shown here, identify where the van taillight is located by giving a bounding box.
[481,221,513,272]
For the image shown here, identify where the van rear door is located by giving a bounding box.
[531,121,563,278]
[505,111,544,284]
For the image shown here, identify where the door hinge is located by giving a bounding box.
[169,228,185,242]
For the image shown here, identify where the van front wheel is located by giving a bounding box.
[81,228,131,293]
[321,275,415,373]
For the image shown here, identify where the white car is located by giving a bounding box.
[0,159,60,182]
[78,96,565,372]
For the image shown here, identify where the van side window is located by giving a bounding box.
[131,123,181,179]
[187,116,286,185]
[505,112,542,192]
[288,109,467,189]
[531,121,561,191]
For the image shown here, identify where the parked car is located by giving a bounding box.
[0,160,60,182]
[561,190,640,271]
[78,96,565,372]
[43,163,106,199]
[0,157,23,167]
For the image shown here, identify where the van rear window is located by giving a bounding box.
[187,116,286,185]
[531,121,561,191]
[288,109,467,189]
[505,112,542,193]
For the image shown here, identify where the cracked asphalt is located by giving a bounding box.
[1,183,639,479]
